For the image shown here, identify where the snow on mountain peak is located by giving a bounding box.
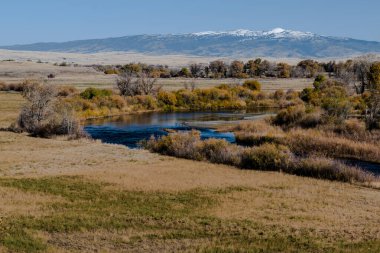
[269,28,286,34]
[191,28,316,39]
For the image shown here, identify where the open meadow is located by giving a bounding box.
[0,60,312,91]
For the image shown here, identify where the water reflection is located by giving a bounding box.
[84,111,273,148]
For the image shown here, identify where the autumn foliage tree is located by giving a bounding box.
[209,60,228,78]
[229,60,246,78]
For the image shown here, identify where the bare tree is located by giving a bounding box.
[138,71,161,95]
[335,57,372,94]
[338,69,357,91]
[116,71,161,96]
[19,82,57,133]
[189,63,203,77]
[18,82,83,137]
[353,59,371,94]
[116,72,139,96]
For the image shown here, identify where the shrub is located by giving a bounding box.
[57,86,77,97]
[104,69,120,75]
[18,83,84,138]
[273,89,285,100]
[144,130,376,184]
[236,133,281,146]
[201,138,242,166]
[178,67,192,77]
[291,156,374,183]
[126,95,158,110]
[313,75,326,90]
[157,91,177,106]
[0,80,31,92]
[80,88,112,100]
[240,144,291,171]
[108,95,127,110]
[273,105,306,127]
[175,89,198,108]
[332,118,367,141]
[89,95,127,110]
[233,120,285,146]
[287,129,380,163]
[243,80,261,91]
[298,109,322,128]
[300,88,315,103]
[145,130,203,160]
[49,101,85,138]
[321,86,351,121]
[285,89,299,100]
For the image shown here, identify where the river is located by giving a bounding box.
[84,111,273,148]
[84,111,379,176]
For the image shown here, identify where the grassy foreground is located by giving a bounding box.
[0,91,380,252]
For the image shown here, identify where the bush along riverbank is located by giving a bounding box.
[143,130,376,184]
[67,80,301,119]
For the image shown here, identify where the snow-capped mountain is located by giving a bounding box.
[2,28,380,58]
[191,28,315,39]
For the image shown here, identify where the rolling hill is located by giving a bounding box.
[2,28,380,58]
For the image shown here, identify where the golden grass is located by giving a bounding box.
[0,131,295,191]
[0,130,380,251]
[0,90,380,252]
[0,186,62,218]
[288,128,380,162]
[213,183,380,242]
[0,61,313,91]
[0,91,24,127]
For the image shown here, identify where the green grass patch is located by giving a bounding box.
[0,176,378,253]
[0,228,46,253]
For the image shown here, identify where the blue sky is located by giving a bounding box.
[0,0,379,45]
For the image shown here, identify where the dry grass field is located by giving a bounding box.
[0,60,313,91]
[0,49,310,66]
[0,92,24,128]
[0,90,380,253]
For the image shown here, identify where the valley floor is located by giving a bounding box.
[0,92,379,252]
[0,60,312,91]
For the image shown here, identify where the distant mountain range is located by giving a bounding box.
[2,28,380,58]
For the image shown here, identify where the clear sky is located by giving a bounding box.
[0,0,379,45]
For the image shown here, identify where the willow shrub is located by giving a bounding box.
[243,80,262,91]
[240,144,292,171]
[80,88,112,100]
[126,95,158,110]
[144,130,375,183]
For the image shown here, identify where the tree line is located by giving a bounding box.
[97,56,378,80]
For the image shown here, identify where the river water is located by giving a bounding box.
[84,111,379,176]
[84,111,272,148]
